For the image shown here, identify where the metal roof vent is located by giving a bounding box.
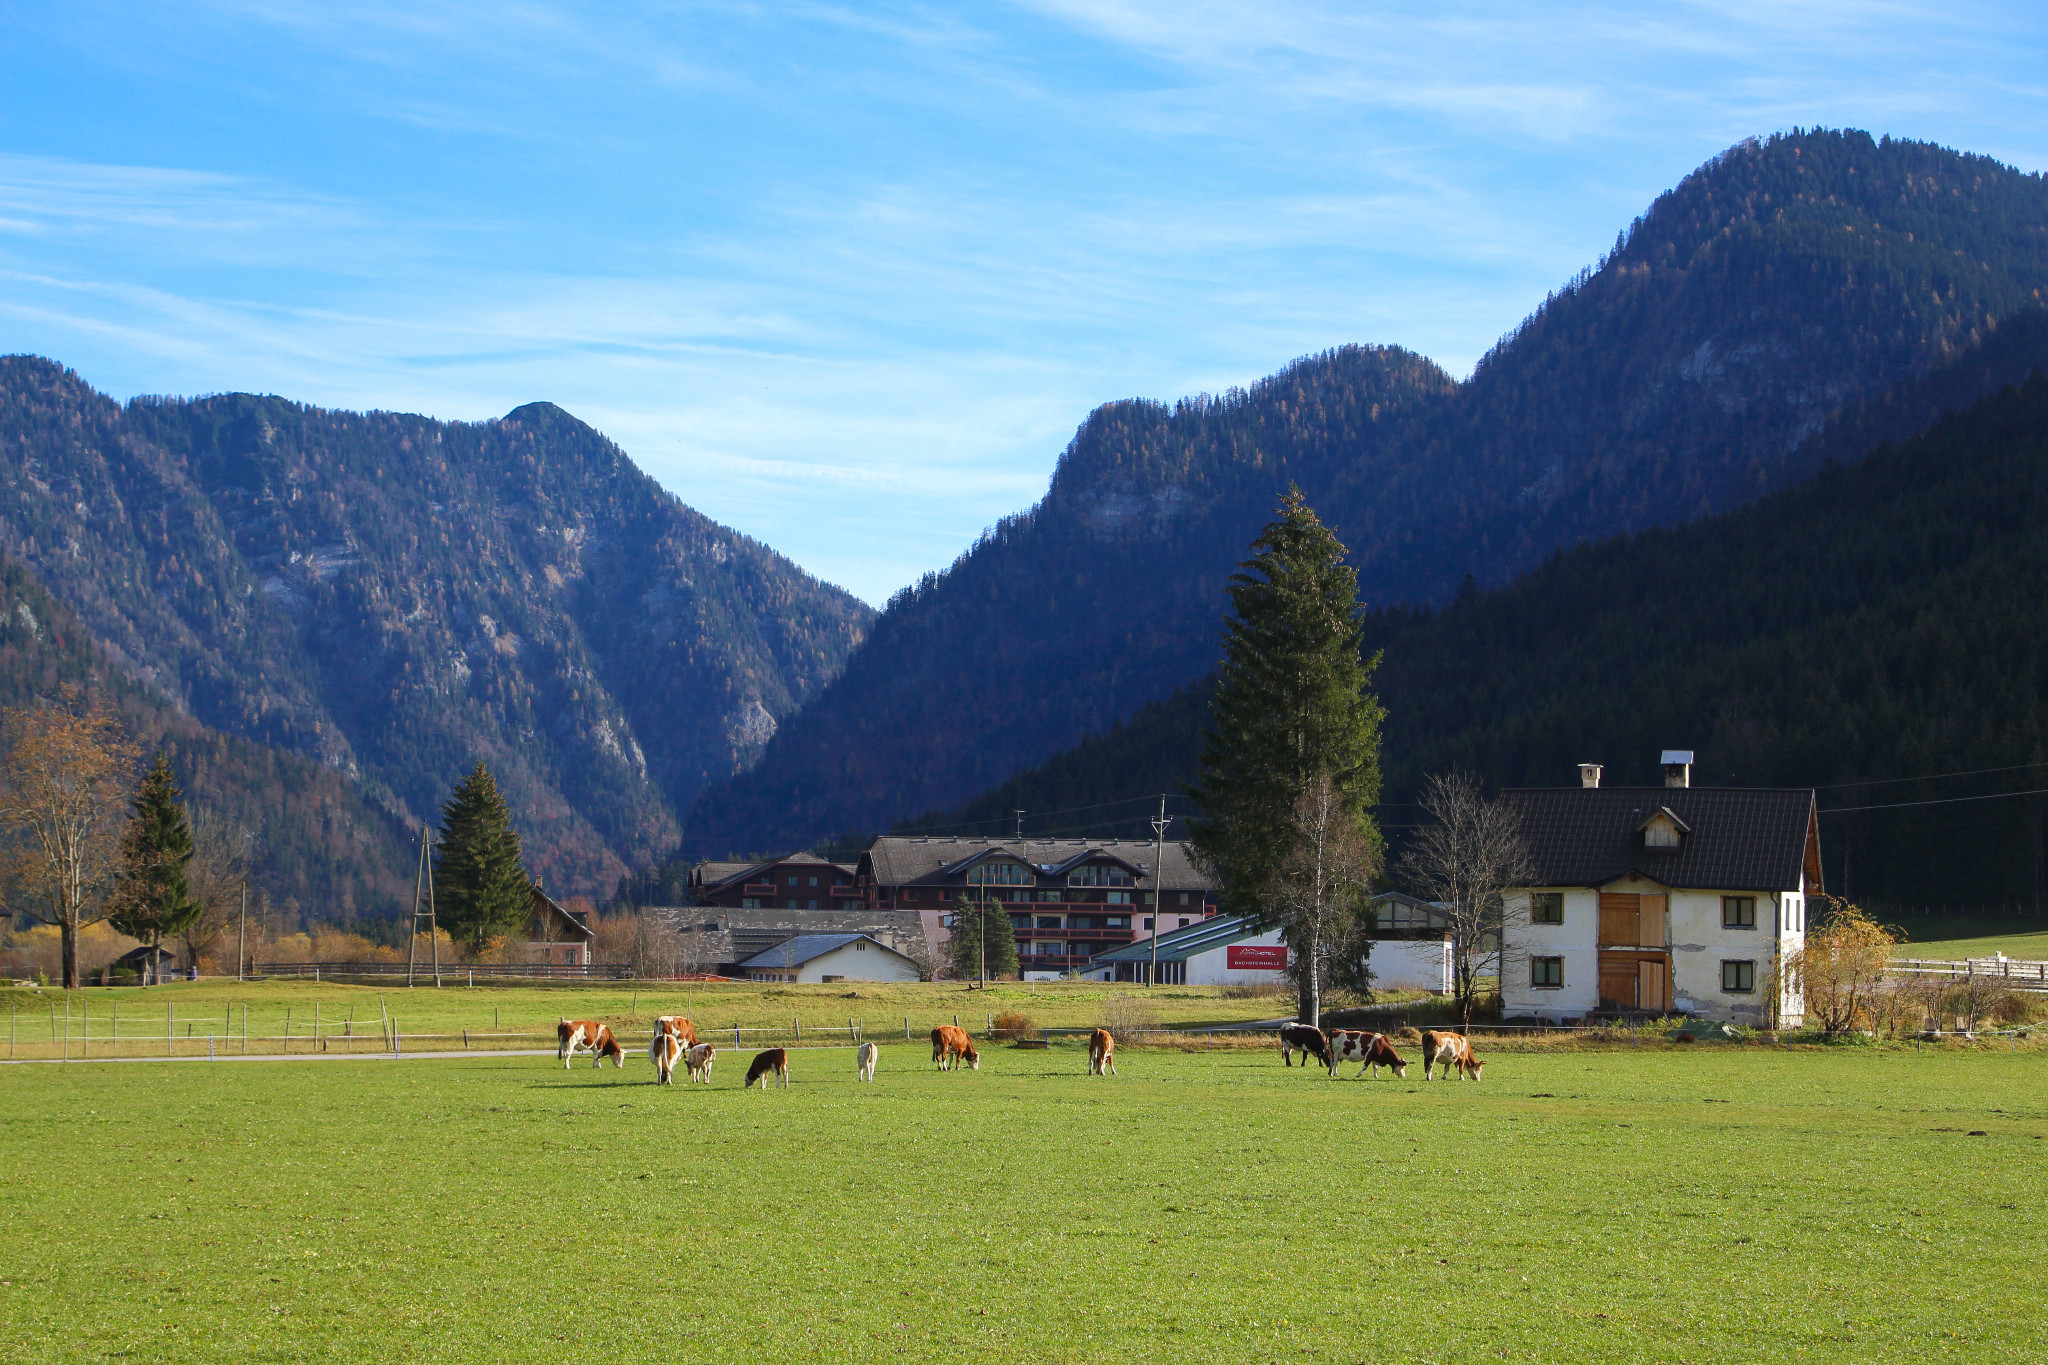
[1661,750,1694,788]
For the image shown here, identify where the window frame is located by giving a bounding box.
[1722,896,1757,930]
[1530,955,1564,989]
[1530,892,1564,925]
[1721,959,1756,993]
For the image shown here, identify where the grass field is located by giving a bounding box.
[0,979,1308,1061]
[1896,929,2048,960]
[3,1034,2045,1363]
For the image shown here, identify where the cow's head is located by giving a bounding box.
[1465,1059,1484,1081]
[965,1046,981,1071]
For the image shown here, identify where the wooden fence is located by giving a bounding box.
[1889,957,2048,990]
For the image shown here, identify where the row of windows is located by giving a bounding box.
[899,887,1195,905]
[1528,894,1773,929]
[1528,957,1757,993]
[961,861,1141,888]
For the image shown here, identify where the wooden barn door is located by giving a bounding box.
[1638,894,1669,948]
[1599,957,1638,1010]
[1599,894,1640,947]
[1637,959,1669,1013]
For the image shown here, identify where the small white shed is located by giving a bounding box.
[737,933,923,984]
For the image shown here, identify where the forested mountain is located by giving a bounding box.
[0,552,414,917]
[915,351,2048,909]
[686,130,2048,856]
[0,363,873,895]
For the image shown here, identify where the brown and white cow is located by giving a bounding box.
[558,1019,623,1070]
[1278,1022,1331,1069]
[685,1042,717,1083]
[1326,1029,1407,1079]
[653,1015,699,1049]
[1087,1028,1116,1076]
[930,1025,980,1071]
[650,1027,684,1085]
[744,1047,790,1089]
[1420,1030,1483,1082]
[856,1041,879,1082]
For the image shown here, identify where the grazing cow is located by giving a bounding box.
[653,1015,699,1049]
[685,1042,717,1083]
[930,1025,980,1071]
[649,1028,684,1085]
[744,1047,790,1089]
[1087,1028,1117,1076]
[856,1041,879,1082]
[1420,1030,1483,1082]
[1327,1029,1407,1079]
[557,1019,624,1070]
[1278,1022,1332,1070]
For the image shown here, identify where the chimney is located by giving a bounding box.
[1578,763,1602,789]
[1661,750,1694,788]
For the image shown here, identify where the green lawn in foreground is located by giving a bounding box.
[2,1041,2044,1363]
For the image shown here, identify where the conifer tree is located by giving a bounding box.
[108,752,201,979]
[945,892,1020,983]
[1189,488,1384,1024]
[433,762,532,952]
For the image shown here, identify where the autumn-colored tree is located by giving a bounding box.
[1786,897,1896,1036]
[0,698,139,988]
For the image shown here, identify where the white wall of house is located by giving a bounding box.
[1501,877,1807,1025]
[1369,938,1454,993]
[755,939,922,984]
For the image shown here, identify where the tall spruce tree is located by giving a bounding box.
[433,762,532,952]
[108,752,201,979]
[945,892,1020,983]
[1189,488,1383,1025]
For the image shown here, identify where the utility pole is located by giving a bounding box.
[426,831,442,988]
[979,883,988,991]
[408,824,443,986]
[236,880,247,983]
[1149,796,1168,988]
[1014,809,1025,842]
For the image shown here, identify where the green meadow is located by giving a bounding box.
[2,1035,2044,1363]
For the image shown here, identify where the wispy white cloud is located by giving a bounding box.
[2,2,2044,602]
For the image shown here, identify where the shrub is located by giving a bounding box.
[1095,993,1157,1042]
[990,1011,1037,1042]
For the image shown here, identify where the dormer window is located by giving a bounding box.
[967,861,1033,886]
[1637,807,1691,851]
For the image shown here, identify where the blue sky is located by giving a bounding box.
[4,2,2046,604]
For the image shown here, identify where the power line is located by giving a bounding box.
[1814,760,2048,790]
[1819,785,2048,815]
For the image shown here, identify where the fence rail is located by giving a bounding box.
[1889,957,2048,989]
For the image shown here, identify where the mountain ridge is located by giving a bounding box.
[684,129,2048,856]
[0,359,874,895]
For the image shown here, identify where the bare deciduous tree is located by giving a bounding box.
[1400,771,1534,1026]
[175,807,252,973]
[0,699,138,988]
[1261,772,1380,1026]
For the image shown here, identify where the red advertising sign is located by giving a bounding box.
[1227,944,1289,970]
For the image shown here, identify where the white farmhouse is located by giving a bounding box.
[736,933,923,984]
[1498,754,1820,1026]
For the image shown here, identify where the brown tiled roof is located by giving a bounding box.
[1500,787,1820,893]
[860,836,1215,893]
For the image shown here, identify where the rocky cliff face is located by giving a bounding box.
[0,364,873,894]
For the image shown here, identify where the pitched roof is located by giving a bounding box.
[861,837,1214,892]
[655,907,931,964]
[1090,915,1268,965]
[528,885,594,941]
[734,933,910,971]
[1499,786,1821,893]
[690,854,859,895]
